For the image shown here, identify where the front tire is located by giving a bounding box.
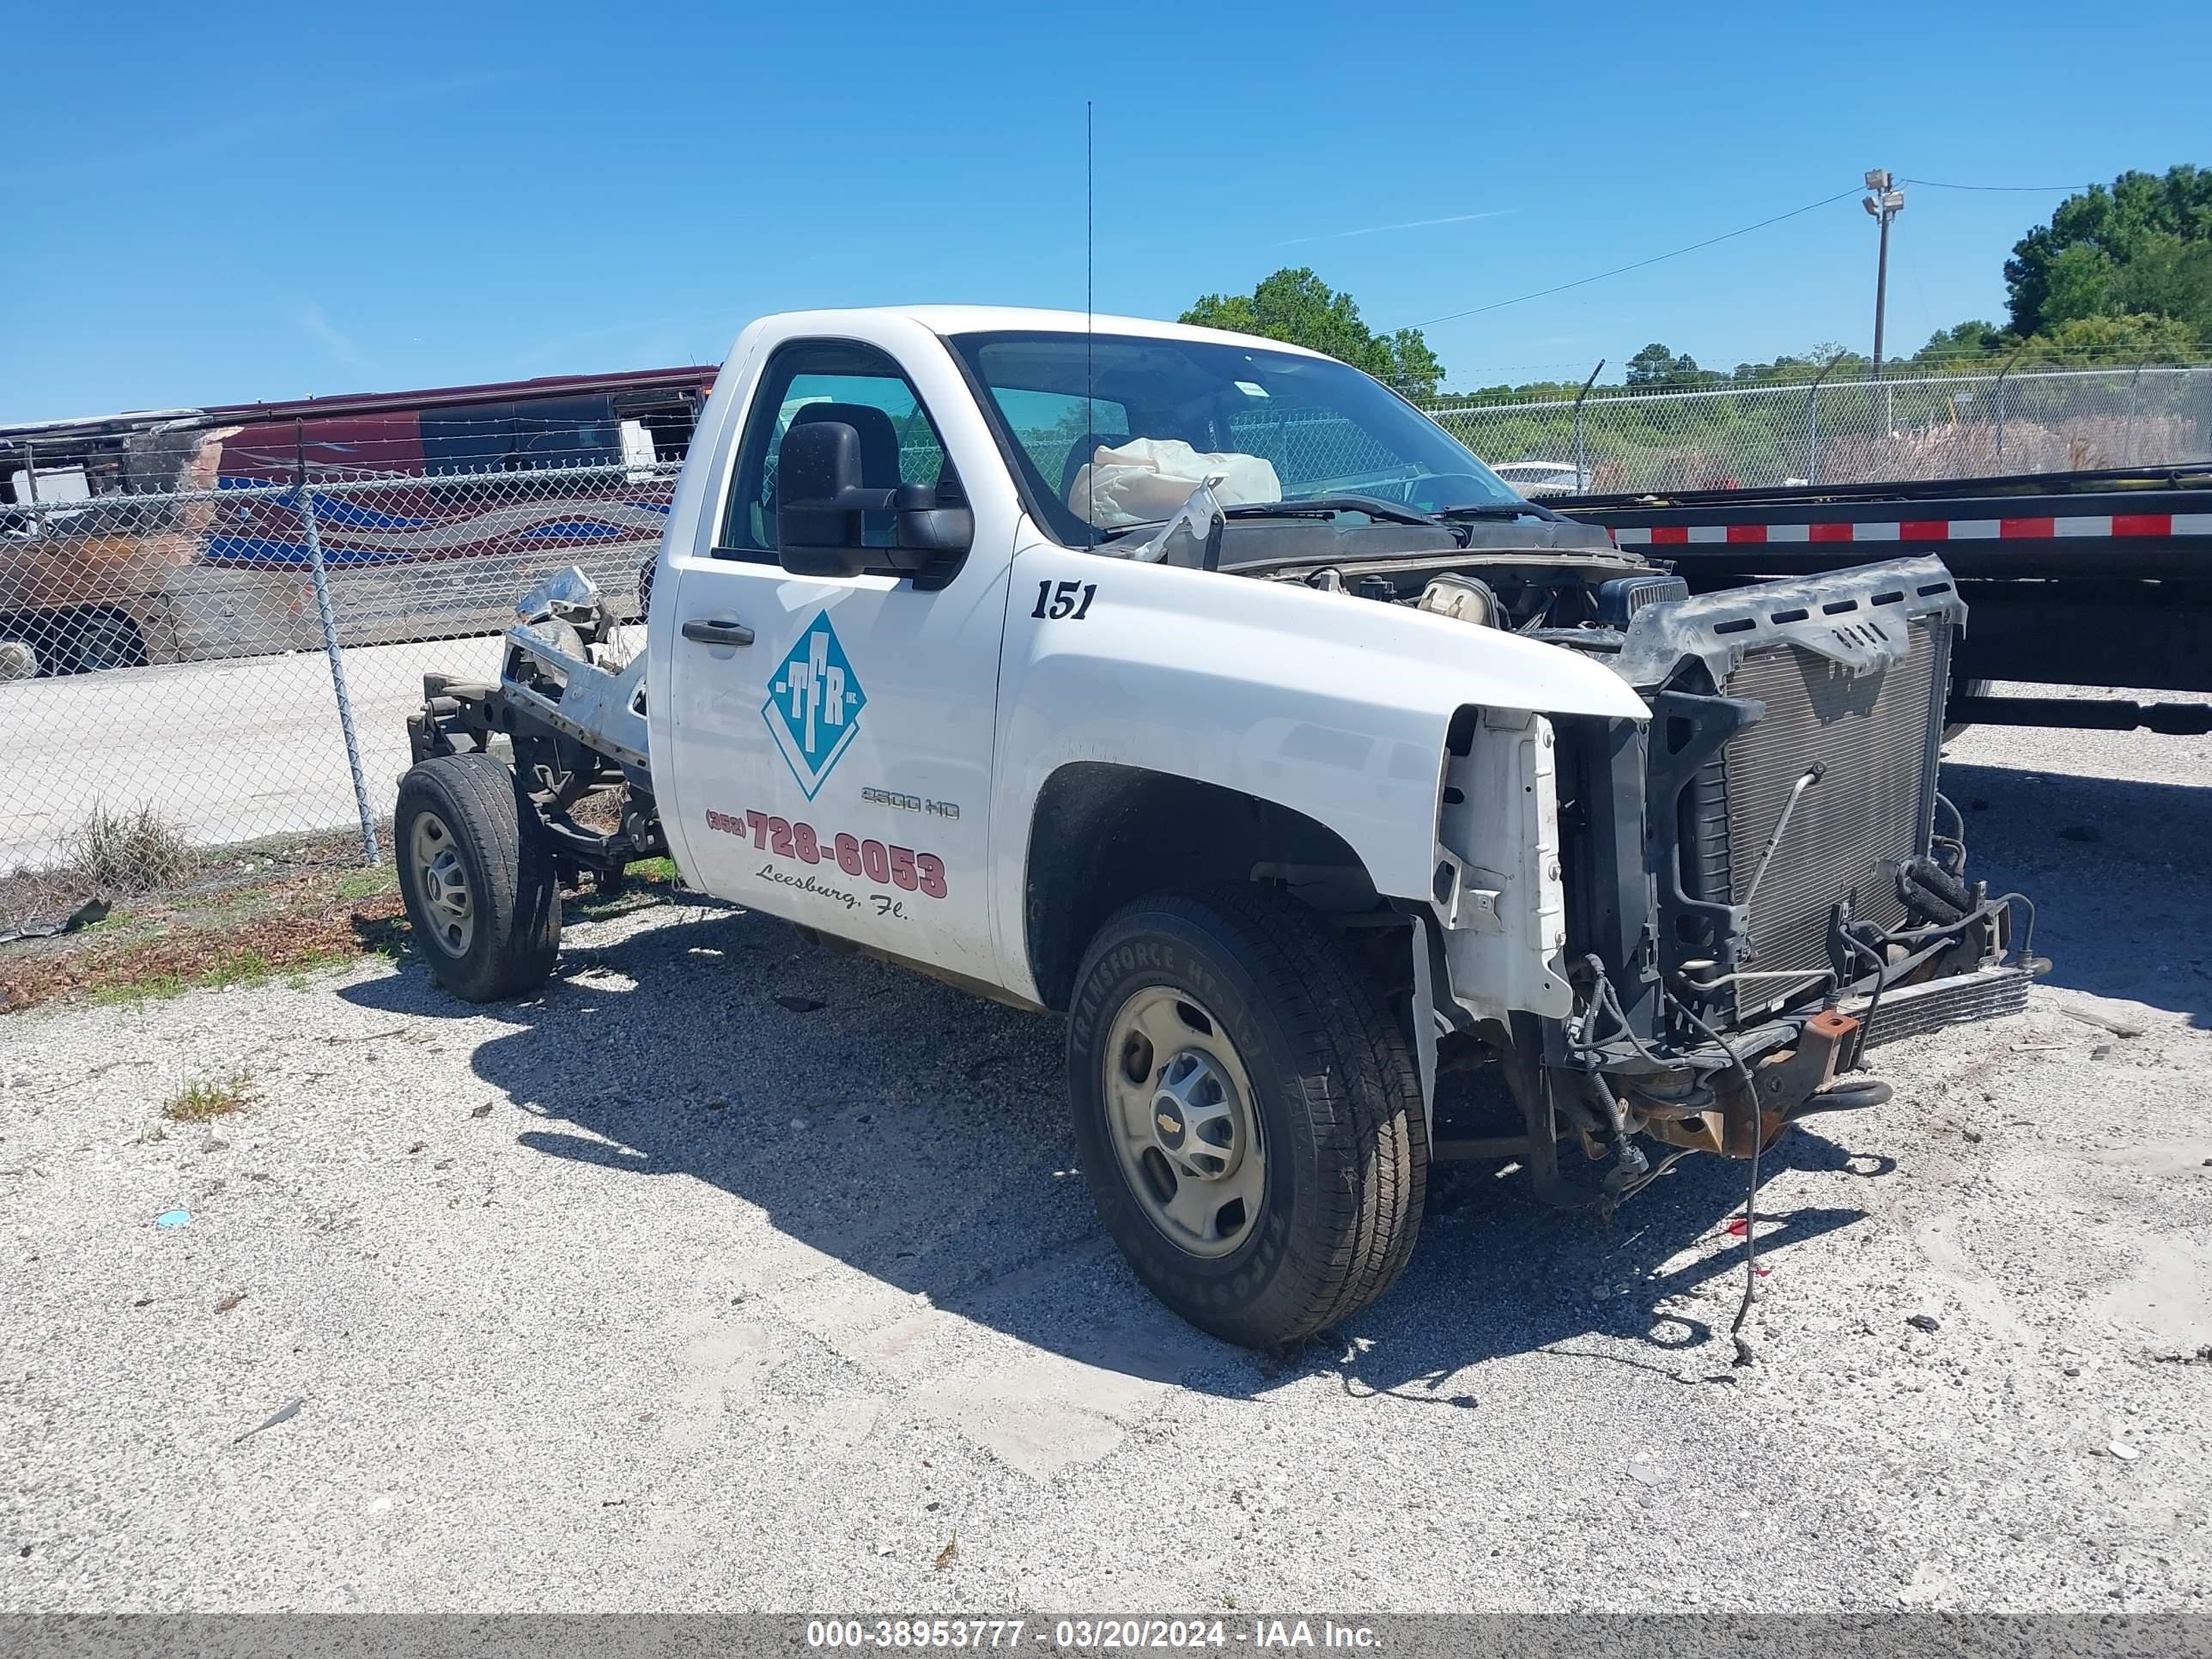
[395,752,562,1002]
[1066,884,1428,1347]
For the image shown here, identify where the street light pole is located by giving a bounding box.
[1863,169,1905,383]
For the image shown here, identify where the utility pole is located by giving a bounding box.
[1863,169,1905,381]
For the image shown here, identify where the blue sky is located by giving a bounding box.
[5,0,2205,421]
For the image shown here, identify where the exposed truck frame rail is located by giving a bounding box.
[1555,464,2212,733]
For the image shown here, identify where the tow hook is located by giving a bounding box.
[1786,1075,1894,1118]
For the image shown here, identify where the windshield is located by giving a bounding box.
[945,330,1526,547]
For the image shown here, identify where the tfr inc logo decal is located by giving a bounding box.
[764,611,866,799]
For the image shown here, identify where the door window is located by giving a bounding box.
[716,341,954,562]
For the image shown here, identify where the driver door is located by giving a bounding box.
[658,337,1008,982]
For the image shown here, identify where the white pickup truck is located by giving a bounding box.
[399,306,2037,1347]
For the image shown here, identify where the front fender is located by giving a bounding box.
[989,538,1647,1000]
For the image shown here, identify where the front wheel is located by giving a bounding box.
[395,752,562,1002]
[1066,884,1428,1347]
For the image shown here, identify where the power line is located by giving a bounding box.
[1407,189,1860,329]
[1902,178,2095,192]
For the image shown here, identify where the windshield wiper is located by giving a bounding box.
[1220,495,1443,528]
[1097,490,1448,557]
[1434,501,1562,522]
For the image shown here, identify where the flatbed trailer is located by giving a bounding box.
[1554,464,2212,733]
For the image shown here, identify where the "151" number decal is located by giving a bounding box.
[1030,579,1097,621]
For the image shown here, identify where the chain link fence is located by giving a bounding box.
[0,459,675,928]
[5,359,2210,931]
[1425,363,2212,494]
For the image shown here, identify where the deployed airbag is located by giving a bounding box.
[1066,438,1281,527]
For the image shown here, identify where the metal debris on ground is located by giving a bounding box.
[0,898,112,948]
[2060,1004,2145,1038]
[234,1397,304,1443]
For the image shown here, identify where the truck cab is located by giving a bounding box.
[399,306,2037,1348]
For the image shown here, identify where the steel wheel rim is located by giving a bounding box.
[1101,985,1265,1259]
[75,618,136,672]
[410,810,476,957]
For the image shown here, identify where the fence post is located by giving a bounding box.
[20,442,47,548]
[297,482,381,865]
[1807,381,1819,483]
[2123,362,2144,465]
[1993,349,2023,470]
[1571,358,1604,489]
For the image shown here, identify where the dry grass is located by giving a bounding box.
[0,799,683,1016]
[165,1072,255,1122]
[67,804,197,894]
[0,874,408,1014]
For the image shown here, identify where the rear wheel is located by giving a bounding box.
[64,610,146,675]
[1944,674,1992,743]
[395,752,562,1002]
[1066,884,1427,1347]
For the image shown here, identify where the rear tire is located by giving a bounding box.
[1066,884,1428,1348]
[395,752,562,1002]
[64,609,146,675]
[1943,674,1991,744]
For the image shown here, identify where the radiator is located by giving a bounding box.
[1715,617,1948,1019]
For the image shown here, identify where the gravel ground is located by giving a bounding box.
[3,708,2209,1613]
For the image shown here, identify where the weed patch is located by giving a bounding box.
[165,1073,254,1121]
[69,805,197,893]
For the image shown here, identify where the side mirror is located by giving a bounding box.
[777,421,972,584]
[776,421,876,575]
[889,481,973,567]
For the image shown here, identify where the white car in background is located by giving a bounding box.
[1490,459,1589,498]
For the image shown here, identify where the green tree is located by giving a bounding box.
[1911,321,2005,367]
[1181,269,1445,399]
[2005,165,2212,340]
[2013,311,2204,367]
[1625,343,1720,387]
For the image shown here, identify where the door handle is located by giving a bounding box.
[681,617,755,647]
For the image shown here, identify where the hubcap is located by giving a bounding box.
[1102,986,1264,1258]
[410,810,475,957]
